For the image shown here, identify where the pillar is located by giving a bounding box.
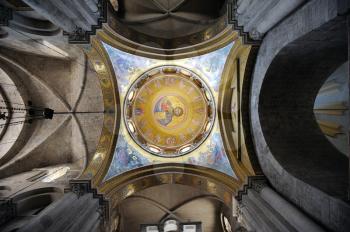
[17,180,109,232]
[235,177,325,232]
[21,0,76,32]
[21,0,106,43]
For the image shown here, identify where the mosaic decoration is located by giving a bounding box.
[183,50,231,92]
[103,42,236,179]
[124,66,215,157]
[104,134,151,180]
[187,133,234,176]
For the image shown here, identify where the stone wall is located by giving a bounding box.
[250,0,350,231]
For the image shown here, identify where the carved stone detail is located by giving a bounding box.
[249,28,263,40]
[64,0,107,44]
[251,178,267,193]
[70,181,90,198]
[67,180,109,222]
[227,0,262,45]
[235,176,267,202]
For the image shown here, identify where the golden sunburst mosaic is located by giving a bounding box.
[124,66,215,157]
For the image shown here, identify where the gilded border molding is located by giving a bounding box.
[97,25,237,60]
[218,38,255,181]
[81,38,120,187]
[100,163,241,209]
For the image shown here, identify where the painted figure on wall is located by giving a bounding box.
[153,96,185,127]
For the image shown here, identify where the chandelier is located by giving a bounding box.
[0,100,54,128]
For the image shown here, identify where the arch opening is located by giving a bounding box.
[258,17,348,199]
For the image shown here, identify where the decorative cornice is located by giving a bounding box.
[0,6,12,26]
[235,176,267,202]
[0,198,16,226]
[66,180,109,222]
[227,0,262,46]
[64,0,107,44]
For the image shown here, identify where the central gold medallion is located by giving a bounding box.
[124,66,215,157]
[152,94,187,129]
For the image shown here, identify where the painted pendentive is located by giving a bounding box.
[103,42,236,179]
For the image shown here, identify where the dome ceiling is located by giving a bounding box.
[101,41,236,180]
[124,66,215,157]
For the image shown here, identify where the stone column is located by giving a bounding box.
[21,0,76,32]
[235,177,325,232]
[17,180,108,232]
[21,0,107,43]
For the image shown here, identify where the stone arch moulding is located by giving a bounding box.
[0,58,31,168]
[74,163,241,227]
[250,0,350,231]
[0,49,86,178]
[108,0,229,50]
[80,37,121,186]
[218,36,262,186]
[96,23,237,60]
[99,163,241,210]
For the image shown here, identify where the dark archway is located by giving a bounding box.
[250,1,350,230]
[117,184,233,232]
[259,17,348,199]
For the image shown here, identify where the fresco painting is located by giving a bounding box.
[103,42,236,180]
